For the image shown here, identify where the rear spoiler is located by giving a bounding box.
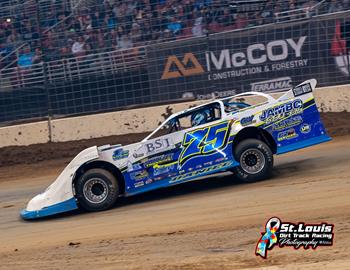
[278,79,317,102]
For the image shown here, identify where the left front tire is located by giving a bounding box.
[75,168,119,212]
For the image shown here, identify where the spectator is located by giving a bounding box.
[72,36,86,57]
[32,48,43,64]
[142,20,153,42]
[116,25,125,45]
[117,34,133,49]
[261,0,274,24]
[17,46,34,68]
[130,22,143,46]
[235,14,248,29]
[192,16,206,37]
[162,29,176,41]
[328,0,344,13]
[7,29,22,48]
[105,13,117,30]
[219,7,235,27]
[167,16,182,35]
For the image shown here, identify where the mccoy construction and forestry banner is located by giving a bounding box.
[147,13,350,101]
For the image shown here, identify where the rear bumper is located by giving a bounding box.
[20,198,78,220]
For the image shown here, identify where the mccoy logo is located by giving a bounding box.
[161,36,308,81]
[206,36,307,71]
[161,53,205,79]
[256,217,334,259]
[251,77,292,92]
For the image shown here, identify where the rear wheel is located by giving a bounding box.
[75,168,119,211]
[232,139,273,183]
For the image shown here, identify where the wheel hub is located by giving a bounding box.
[240,149,266,174]
[83,178,109,204]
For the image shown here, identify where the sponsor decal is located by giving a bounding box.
[153,165,175,176]
[293,83,312,97]
[192,90,237,100]
[203,161,213,166]
[256,217,334,259]
[277,128,298,141]
[134,181,145,188]
[161,53,205,79]
[179,121,231,167]
[214,157,228,163]
[112,149,129,160]
[144,138,174,155]
[133,152,144,159]
[240,115,256,126]
[170,161,233,183]
[251,77,292,92]
[300,123,311,134]
[145,179,153,185]
[272,116,303,131]
[144,153,174,168]
[127,162,143,172]
[260,99,303,124]
[130,170,149,181]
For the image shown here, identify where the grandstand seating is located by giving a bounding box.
[0,0,348,70]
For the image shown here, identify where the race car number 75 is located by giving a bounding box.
[179,121,231,167]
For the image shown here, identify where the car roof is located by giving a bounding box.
[170,100,223,119]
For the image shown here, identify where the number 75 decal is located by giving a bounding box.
[179,121,231,167]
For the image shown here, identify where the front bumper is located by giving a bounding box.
[20,198,78,220]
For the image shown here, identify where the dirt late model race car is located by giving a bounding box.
[21,79,331,219]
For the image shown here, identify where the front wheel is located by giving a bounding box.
[75,168,119,212]
[232,139,273,183]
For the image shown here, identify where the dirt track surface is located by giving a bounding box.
[0,135,349,269]
[1,112,350,168]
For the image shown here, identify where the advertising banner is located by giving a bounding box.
[147,13,350,101]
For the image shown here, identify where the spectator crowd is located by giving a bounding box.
[0,0,349,69]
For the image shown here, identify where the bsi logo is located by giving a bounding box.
[144,137,173,154]
[161,53,205,79]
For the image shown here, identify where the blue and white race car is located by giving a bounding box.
[21,79,331,219]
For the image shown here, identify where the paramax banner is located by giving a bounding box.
[147,13,350,101]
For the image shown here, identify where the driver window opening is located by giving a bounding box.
[223,95,270,113]
[148,103,222,139]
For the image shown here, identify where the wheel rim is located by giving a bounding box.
[240,148,266,174]
[83,178,109,204]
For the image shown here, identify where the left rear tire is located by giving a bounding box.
[232,139,273,183]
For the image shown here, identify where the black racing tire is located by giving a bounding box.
[232,139,273,183]
[75,168,119,212]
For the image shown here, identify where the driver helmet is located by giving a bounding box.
[191,110,209,127]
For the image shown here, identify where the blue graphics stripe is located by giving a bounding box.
[126,160,239,196]
[277,134,331,155]
[20,198,78,220]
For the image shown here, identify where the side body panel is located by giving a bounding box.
[101,118,239,196]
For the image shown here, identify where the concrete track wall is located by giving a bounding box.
[0,85,349,147]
